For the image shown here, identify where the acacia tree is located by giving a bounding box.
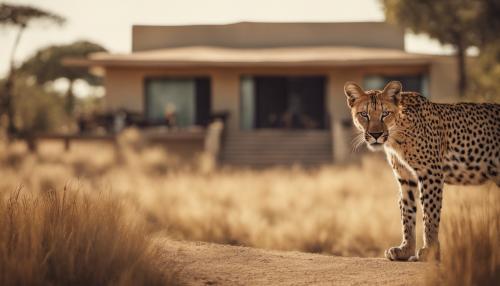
[382,0,479,96]
[468,0,500,102]
[19,41,107,115]
[0,3,65,136]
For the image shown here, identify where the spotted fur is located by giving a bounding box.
[344,81,500,262]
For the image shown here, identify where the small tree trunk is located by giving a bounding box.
[4,73,16,138]
[456,42,467,97]
[2,25,25,140]
[65,79,75,116]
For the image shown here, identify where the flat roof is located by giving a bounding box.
[65,46,433,68]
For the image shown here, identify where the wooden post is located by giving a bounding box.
[64,137,70,151]
[203,120,224,168]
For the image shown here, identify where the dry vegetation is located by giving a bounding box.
[426,188,499,285]
[0,128,498,285]
[0,188,174,286]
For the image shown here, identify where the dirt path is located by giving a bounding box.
[155,239,430,286]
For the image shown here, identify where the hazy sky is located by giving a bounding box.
[0,0,453,76]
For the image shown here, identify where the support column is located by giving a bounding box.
[211,71,240,132]
[327,70,363,163]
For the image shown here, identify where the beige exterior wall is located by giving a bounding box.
[105,68,144,112]
[133,22,404,51]
[211,71,240,131]
[103,62,458,162]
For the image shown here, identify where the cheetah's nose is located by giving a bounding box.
[369,132,384,140]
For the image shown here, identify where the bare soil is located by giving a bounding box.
[155,239,430,286]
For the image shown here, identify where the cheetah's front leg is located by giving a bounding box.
[411,170,443,262]
[385,157,417,261]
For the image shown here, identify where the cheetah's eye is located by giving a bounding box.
[359,111,368,118]
[382,111,391,118]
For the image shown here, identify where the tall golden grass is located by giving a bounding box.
[0,129,497,284]
[0,142,177,285]
[427,186,499,285]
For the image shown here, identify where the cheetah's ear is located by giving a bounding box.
[344,81,365,108]
[382,81,402,105]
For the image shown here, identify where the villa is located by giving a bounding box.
[69,22,459,166]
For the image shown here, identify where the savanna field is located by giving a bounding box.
[0,129,498,285]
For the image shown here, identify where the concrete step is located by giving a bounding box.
[221,130,332,167]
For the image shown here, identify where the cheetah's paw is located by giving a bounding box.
[384,246,414,261]
[411,246,440,262]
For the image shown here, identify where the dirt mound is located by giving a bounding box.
[156,239,430,286]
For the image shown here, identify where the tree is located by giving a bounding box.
[382,0,480,96]
[6,76,67,133]
[467,0,500,102]
[472,0,500,48]
[0,3,65,136]
[469,42,500,102]
[19,41,107,115]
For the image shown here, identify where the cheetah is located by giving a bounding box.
[344,80,500,262]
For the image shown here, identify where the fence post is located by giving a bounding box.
[26,133,38,153]
[64,137,71,151]
[203,120,224,170]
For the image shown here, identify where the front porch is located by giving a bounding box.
[31,124,333,168]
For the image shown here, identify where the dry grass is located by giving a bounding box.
[0,129,498,284]
[427,186,499,286]
[0,179,176,285]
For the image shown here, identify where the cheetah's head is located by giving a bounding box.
[344,81,402,151]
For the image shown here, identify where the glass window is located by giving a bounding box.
[145,79,195,127]
[145,78,211,128]
[363,75,427,96]
[363,76,386,91]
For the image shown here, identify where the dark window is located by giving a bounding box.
[194,78,211,126]
[241,76,327,129]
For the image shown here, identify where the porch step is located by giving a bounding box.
[220,130,332,167]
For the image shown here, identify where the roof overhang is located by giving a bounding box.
[64,46,435,69]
